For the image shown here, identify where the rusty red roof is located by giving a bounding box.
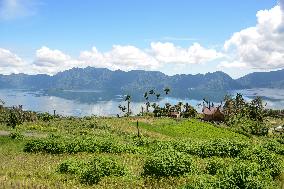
[202,107,223,115]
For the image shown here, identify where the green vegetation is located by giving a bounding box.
[1,95,284,188]
[58,157,127,185]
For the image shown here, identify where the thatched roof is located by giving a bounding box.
[202,107,223,115]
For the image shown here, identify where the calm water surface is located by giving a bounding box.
[0,88,283,117]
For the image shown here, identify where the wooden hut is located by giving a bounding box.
[168,112,181,118]
[202,106,224,122]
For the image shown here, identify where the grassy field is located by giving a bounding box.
[0,116,284,188]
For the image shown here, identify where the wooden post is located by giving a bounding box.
[127,101,130,115]
[141,106,144,116]
[136,120,140,138]
[53,110,56,116]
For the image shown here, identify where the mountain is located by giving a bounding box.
[0,67,241,95]
[2,67,284,101]
[236,69,284,89]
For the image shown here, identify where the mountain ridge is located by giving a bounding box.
[0,67,283,93]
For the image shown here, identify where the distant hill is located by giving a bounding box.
[0,67,241,94]
[236,69,284,89]
[1,67,284,96]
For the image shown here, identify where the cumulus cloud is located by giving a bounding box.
[222,4,284,70]
[80,45,160,71]
[151,42,223,64]
[0,42,222,75]
[33,46,82,74]
[0,48,28,74]
[0,0,38,20]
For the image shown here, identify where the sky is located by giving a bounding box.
[0,0,283,78]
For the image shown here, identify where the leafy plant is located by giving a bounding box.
[58,157,127,185]
[143,149,193,177]
[9,131,24,140]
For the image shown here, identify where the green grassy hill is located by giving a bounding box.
[0,117,283,188]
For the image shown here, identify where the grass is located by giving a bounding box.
[0,117,283,188]
[137,118,249,140]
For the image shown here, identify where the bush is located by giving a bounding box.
[184,162,276,189]
[143,149,193,177]
[276,135,284,145]
[9,131,24,140]
[58,157,127,185]
[239,147,282,178]
[80,157,126,185]
[37,112,57,122]
[24,137,138,154]
[263,140,284,155]
[58,158,86,174]
[205,157,226,175]
[230,118,268,136]
[24,139,65,154]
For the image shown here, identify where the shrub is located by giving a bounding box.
[263,140,284,155]
[80,157,126,185]
[132,136,152,147]
[58,158,85,174]
[219,162,275,189]
[239,147,282,178]
[24,137,138,154]
[58,157,126,185]
[143,149,193,177]
[276,135,284,145]
[205,157,226,175]
[9,131,24,140]
[37,112,56,122]
[184,162,276,189]
[230,118,268,136]
[24,139,65,154]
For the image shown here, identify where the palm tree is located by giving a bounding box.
[118,104,126,113]
[149,89,155,95]
[156,93,160,100]
[146,102,150,112]
[184,103,190,112]
[177,101,183,113]
[151,102,157,109]
[144,92,149,112]
[144,92,148,99]
[164,87,170,104]
[125,95,131,115]
[164,87,170,95]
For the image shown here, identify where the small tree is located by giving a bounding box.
[125,95,131,116]
[144,92,150,112]
[164,87,170,95]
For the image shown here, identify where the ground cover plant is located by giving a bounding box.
[0,112,284,188]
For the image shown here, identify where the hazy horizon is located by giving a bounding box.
[1,65,284,80]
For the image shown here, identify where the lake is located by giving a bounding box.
[0,88,283,117]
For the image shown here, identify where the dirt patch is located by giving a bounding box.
[0,130,10,136]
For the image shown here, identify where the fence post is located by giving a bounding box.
[136,120,140,138]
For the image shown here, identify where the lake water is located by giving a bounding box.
[0,88,283,117]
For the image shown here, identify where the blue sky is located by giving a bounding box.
[0,0,283,78]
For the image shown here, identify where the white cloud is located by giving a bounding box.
[223,5,284,70]
[151,42,223,65]
[0,48,28,74]
[217,61,247,69]
[33,46,83,75]
[0,42,221,75]
[80,45,160,71]
[0,0,38,20]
